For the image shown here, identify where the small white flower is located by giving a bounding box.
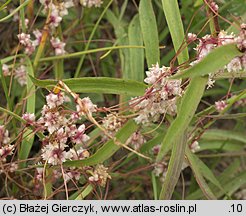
[218,31,235,45]
[71,124,90,144]
[215,100,227,112]
[46,92,64,108]
[207,74,215,89]
[2,64,10,76]
[49,4,63,28]
[22,113,35,124]
[41,143,72,165]
[226,57,242,73]
[190,141,200,153]
[210,2,219,12]
[32,29,42,47]
[9,163,18,173]
[127,131,146,150]
[187,33,197,42]
[76,97,97,115]
[17,33,31,46]
[50,37,66,55]
[14,65,27,86]
[58,0,74,17]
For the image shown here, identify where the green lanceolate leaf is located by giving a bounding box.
[128,14,144,82]
[186,148,217,199]
[157,77,207,199]
[161,0,189,64]
[30,76,146,96]
[159,131,187,199]
[139,0,160,67]
[201,129,246,145]
[172,44,243,79]
[157,76,207,161]
[63,120,138,167]
[19,57,36,168]
[189,153,223,191]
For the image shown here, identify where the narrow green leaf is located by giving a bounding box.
[161,0,189,64]
[0,0,11,11]
[159,132,187,199]
[128,14,144,82]
[190,153,223,191]
[201,129,246,145]
[158,77,207,199]
[172,44,243,79]
[199,140,245,152]
[186,148,217,199]
[157,77,207,161]
[187,168,246,200]
[186,159,241,199]
[139,0,160,67]
[30,76,146,96]
[19,57,36,168]
[64,120,138,167]
[69,184,93,200]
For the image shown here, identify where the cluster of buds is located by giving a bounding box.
[153,161,168,183]
[215,100,227,112]
[189,23,246,88]
[50,37,66,55]
[17,30,42,55]
[127,131,146,150]
[102,113,126,137]
[88,164,111,187]
[189,141,200,153]
[130,63,182,124]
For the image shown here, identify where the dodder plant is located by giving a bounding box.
[0,0,245,200]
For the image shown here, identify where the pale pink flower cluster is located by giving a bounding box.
[0,126,14,163]
[88,164,111,187]
[209,1,219,12]
[153,162,168,183]
[102,113,125,136]
[81,0,103,8]
[130,63,182,124]
[40,0,74,29]
[14,65,27,86]
[152,145,161,155]
[189,24,246,88]
[127,131,146,150]
[2,64,10,76]
[215,100,227,112]
[76,97,97,115]
[17,29,42,55]
[50,37,66,56]
[22,92,92,166]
